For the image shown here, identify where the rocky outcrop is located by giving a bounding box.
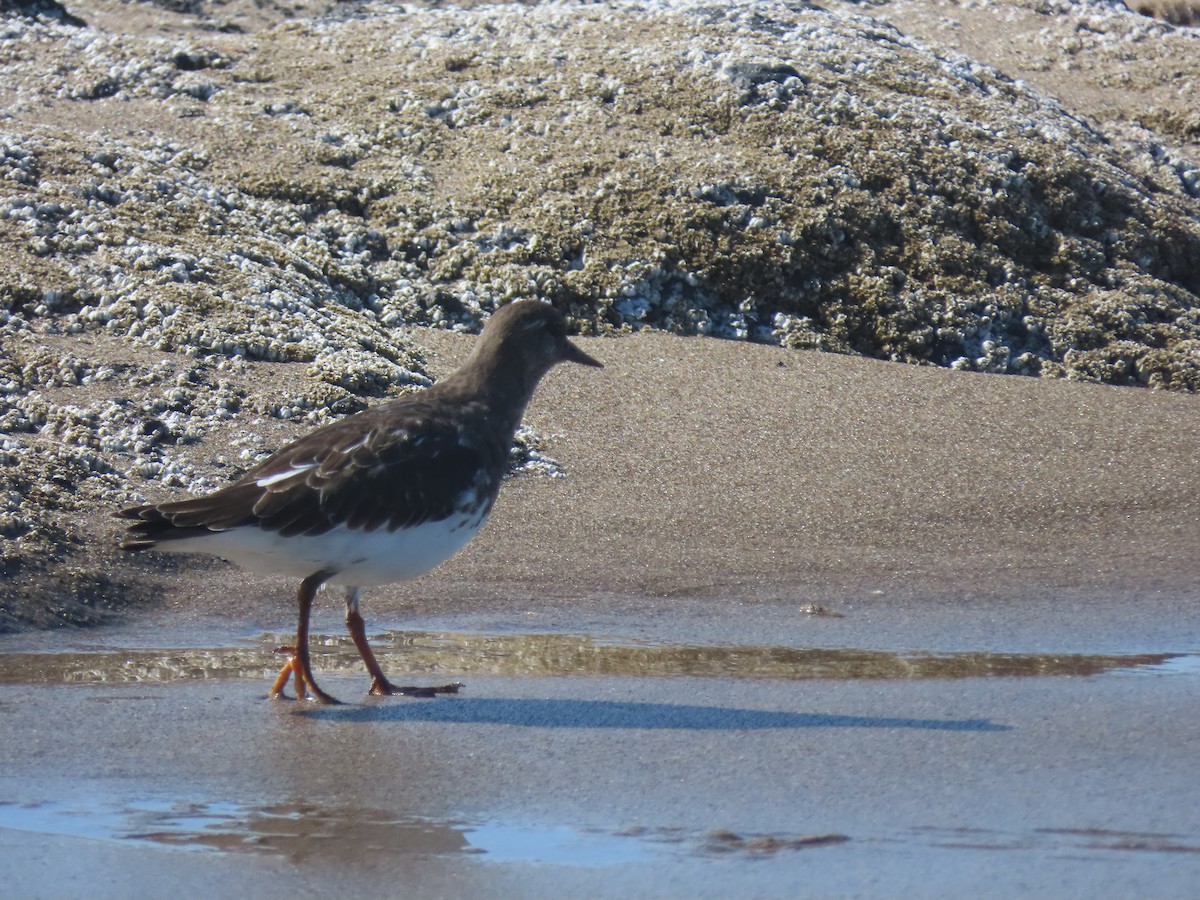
[1,0,1198,626]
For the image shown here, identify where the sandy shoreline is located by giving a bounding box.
[2,627,1199,899]
[1,0,1199,895]
[38,325,1197,633]
[6,324,1199,898]
[412,328,1200,601]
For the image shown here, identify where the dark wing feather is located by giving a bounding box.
[118,402,503,549]
[245,415,492,538]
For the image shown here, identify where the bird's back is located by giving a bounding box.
[117,391,510,552]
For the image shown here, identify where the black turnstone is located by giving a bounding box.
[116,300,601,703]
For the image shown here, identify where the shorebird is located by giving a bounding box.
[117,300,601,702]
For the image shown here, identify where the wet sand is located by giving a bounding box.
[0,619,1198,899]
[3,334,1200,897]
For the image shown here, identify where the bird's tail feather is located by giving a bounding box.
[115,487,258,551]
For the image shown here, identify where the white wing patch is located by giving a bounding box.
[337,434,370,454]
[256,461,317,488]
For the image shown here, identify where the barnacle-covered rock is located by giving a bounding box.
[1,0,1199,626]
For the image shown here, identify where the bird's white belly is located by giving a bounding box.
[164,512,487,586]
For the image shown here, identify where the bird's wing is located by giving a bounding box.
[136,411,493,539]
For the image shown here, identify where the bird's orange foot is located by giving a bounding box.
[269,648,298,699]
[369,679,464,698]
[270,647,341,704]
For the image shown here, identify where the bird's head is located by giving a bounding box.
[480,300,603,382]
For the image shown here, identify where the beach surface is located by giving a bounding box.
[2,0,1200,896]
[3,330,1200,898]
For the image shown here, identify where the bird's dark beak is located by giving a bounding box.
[563,339,603,368]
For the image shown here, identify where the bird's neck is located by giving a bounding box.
[434,348,540,439]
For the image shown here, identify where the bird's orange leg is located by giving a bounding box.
[344,587,462,698]
[270,572,340,704]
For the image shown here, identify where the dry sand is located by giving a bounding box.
[405,328,1200,607]
[67,325,1200,629]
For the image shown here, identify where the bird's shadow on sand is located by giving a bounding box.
[301,697,1011,732]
